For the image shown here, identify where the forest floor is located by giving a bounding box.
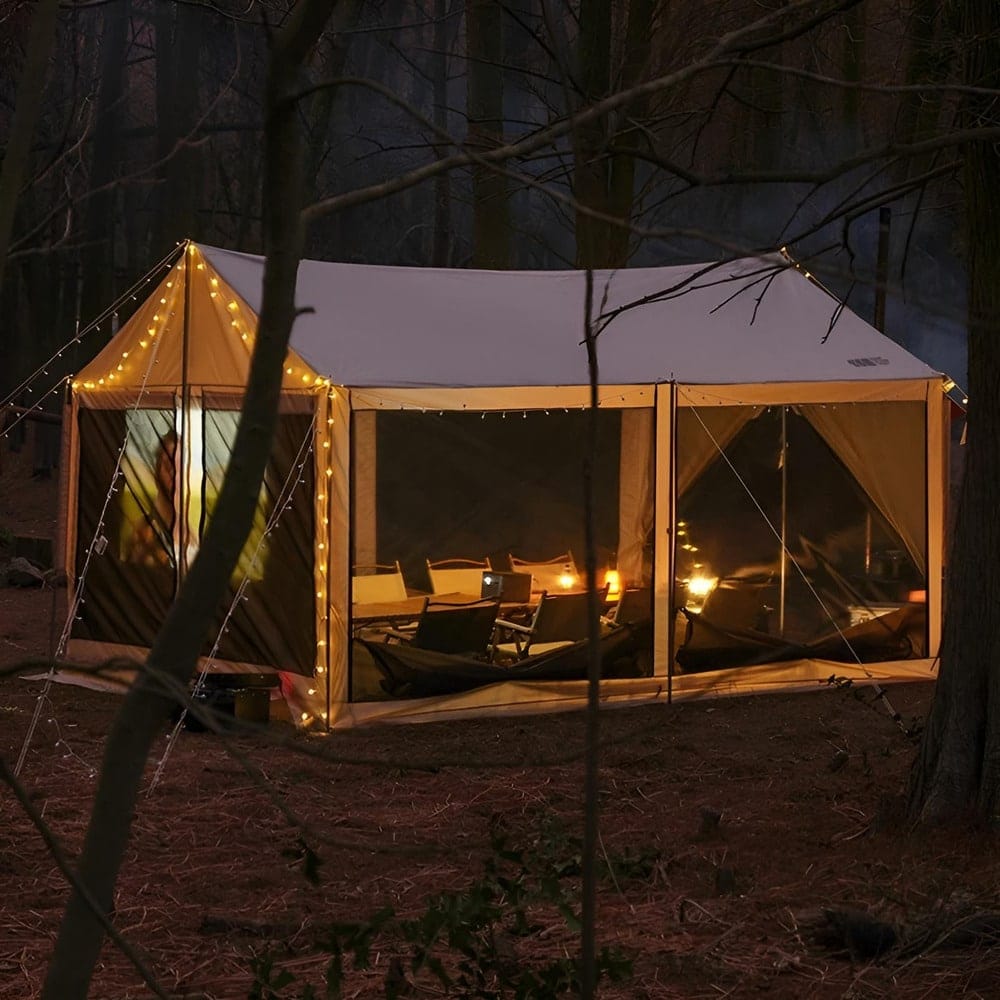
[3,448,1000,1000]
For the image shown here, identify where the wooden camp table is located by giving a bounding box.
[351,592,535,630]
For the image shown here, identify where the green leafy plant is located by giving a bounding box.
[248,813,641,998]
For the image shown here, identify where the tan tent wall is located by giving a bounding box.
[74,245,316,394]
[804,402,927,573]
[352,410,377,569]
[617,408,654,586]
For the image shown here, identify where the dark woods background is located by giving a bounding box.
[0,0,969,398]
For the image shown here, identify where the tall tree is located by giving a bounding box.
[908,0,1000,824]
[572,0,654,269]
[41,2,336,995]
[0,0,61,302]
[467,0,509,267]
[431,0,453,265]
[152,0,204,254]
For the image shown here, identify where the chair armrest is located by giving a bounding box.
[382,627,415,642]
[494,618,532,635]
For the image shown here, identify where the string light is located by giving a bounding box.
[15,282,171,778]
[0,243,184,416]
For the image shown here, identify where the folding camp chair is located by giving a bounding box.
[508,552,579,594]
[385,597,501,658]
[352,561,407,604]
[426,557,492,596]
[608,587,653,626]
[493,587,607,661]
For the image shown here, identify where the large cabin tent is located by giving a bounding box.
[59,242,947,728]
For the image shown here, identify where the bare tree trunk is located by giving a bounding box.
[573,0,611,269]
[605,0,654,267]
[0,0,61,297]
[152,1,203,255]
[302,0,361,259]
[899,0,948,148]
[467,0,509,267]
[574,0,653,269]
[840,2,865,139]
[79,0,129,332]
[432,0,453,266]
[40,3,336,996]
[908,0,1000,826]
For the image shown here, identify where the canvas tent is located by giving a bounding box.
[59,242,947,728]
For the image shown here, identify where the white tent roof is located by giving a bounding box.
[199,245,937,388]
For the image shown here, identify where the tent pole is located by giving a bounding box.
[179,245,192,580]
[779,406,787,636]
[667,382,678,704]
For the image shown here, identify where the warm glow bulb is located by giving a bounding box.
[686,575,717,598]
[603,569,621,599]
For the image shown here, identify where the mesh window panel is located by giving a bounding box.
[73,406,178,646]
[200,406,316,674]
[675,404,927,672]
[350,408,655,701]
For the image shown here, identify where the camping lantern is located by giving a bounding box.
[603,568,622,600]
[684,574,718,613]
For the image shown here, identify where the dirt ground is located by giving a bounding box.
[3,447,1000,1000]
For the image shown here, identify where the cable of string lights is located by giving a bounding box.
[146,418,317,792]
[0,243,186,423]
[12,271,174,778]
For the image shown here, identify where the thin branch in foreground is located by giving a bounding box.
[0,755,171,1000]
